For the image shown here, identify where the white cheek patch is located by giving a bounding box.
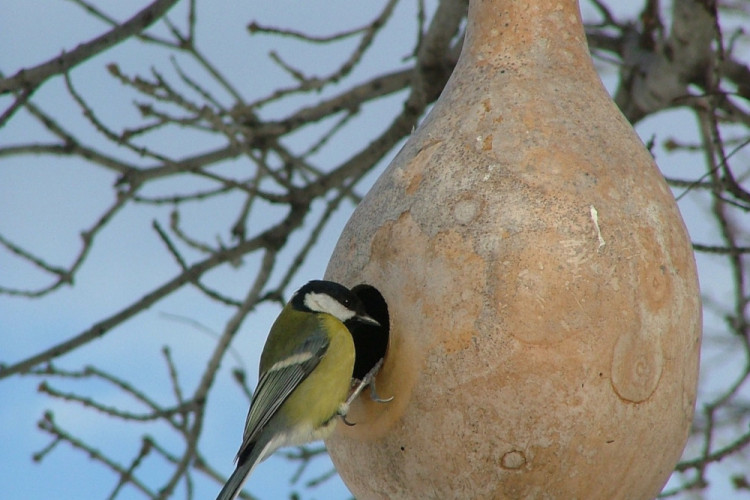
[304,292,356,322]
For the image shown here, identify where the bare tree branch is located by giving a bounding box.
[0,0,180,95]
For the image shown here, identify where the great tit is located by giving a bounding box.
[215,280,380,500]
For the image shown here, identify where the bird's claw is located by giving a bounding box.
[369,379,394,404]
[338,358,393,426]
[346,358,393,406]
[365,359,393,403]
[337,401,354,426]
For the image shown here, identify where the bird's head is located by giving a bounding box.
[291,280,380,326]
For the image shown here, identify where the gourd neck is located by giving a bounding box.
[463,0,592,76]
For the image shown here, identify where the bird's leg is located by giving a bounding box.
[338,359,393,426]
[347,358,384,406]
[363,358,393,403]
[336,383,361,426]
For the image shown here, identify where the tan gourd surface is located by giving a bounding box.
[325,1,702,498]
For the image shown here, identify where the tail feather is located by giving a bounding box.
[215,443,266,500]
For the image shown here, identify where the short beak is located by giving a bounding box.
[357,314,380,327]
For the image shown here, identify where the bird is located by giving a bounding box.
[215,280,380,500]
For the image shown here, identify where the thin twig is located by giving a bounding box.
[0,0,181,94]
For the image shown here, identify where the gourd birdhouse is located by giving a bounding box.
[325,1,702,498]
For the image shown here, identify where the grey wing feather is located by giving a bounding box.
[236,334,329,462]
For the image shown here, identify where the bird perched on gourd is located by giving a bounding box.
[215,280,388,500]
